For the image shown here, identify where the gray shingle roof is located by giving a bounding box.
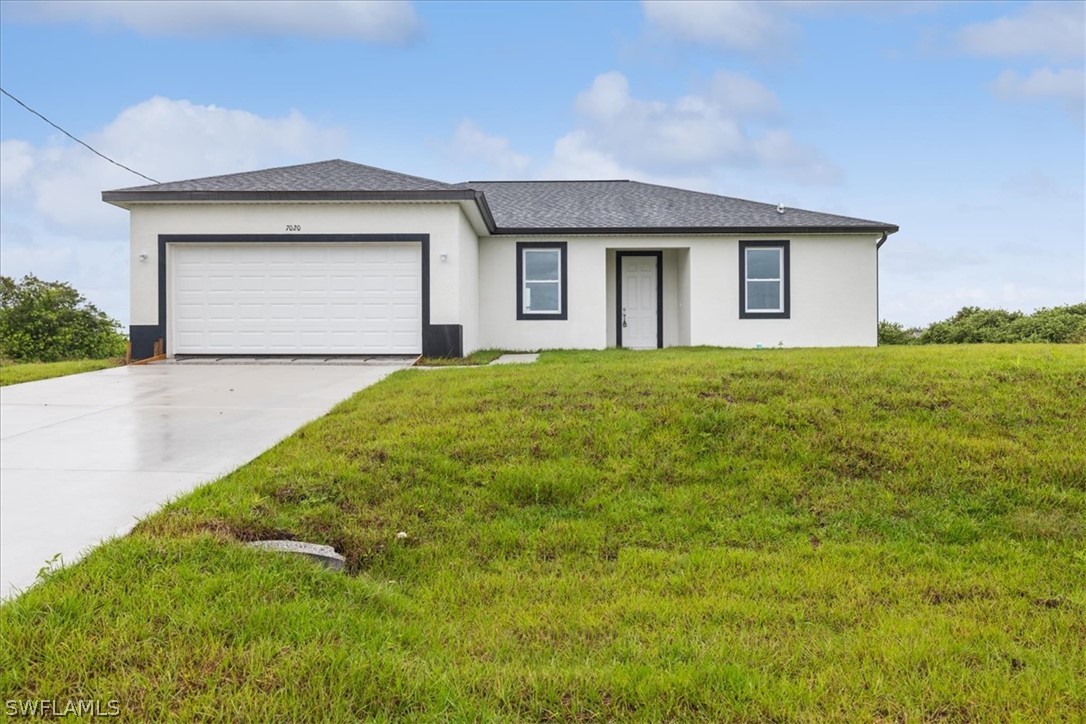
[456,180,895,233]
[107,159,456,193]
[103,159,898,234]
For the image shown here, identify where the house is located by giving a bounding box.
[103,160,898,359]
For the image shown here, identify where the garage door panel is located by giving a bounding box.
[392,274,420,290]
[330,304,359,320]
[237,304,264,320]
[171,243,422,355]
[392,302,420,319]
[299,303,327,320]
[328,275,359,291]
[235,275,266,291]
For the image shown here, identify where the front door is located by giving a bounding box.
[618,252,661,349]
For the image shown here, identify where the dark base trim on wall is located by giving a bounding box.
[423,324,463,358]
[129,324,165,360]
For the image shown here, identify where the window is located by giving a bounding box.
[517,241,567,320]
[739,241,790,319]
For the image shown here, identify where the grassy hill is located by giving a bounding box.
[2,345,1083,720]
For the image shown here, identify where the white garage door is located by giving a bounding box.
[171,243,422,355]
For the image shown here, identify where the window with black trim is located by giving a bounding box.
[739,241,790,319]
[516,241,567,320]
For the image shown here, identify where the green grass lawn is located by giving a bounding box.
[2,345,1084,720]
[0,358,123,386]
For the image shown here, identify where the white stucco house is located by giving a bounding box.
[103,160,898,359]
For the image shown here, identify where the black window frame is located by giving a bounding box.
[739,240,790,320]
[516,241,568,321]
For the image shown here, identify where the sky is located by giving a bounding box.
[1,0,1083,328]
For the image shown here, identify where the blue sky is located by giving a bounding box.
[1,0,1083,327]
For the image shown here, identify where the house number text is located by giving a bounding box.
[285,224,302,231]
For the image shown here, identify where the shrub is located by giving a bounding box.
[0,274,127,362]
[919,306,1022,344]
[877,320,916,345]
[1007,304,1086,343]
[885,304,1086,346]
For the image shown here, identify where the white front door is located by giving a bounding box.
[620,254,659,349]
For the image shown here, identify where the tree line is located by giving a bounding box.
[879,304,1086,345]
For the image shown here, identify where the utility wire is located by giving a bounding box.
[1,87,160,184]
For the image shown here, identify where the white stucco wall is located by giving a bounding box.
[478,236,610,350]
[675,248,692,346]
[127,201,478,353]
[126,200,879,355]
[478,233,880,350]
[456,211,481,355]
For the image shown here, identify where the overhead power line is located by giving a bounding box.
[0,87,160,184]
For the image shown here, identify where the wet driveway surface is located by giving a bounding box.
[0,361,412,597]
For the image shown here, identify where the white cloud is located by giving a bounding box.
[544,131,630,179]
[571,72,746,167]
[6,96,346,233]
[960,1,1085,62]
[448,121,530,178]
[994,67,1085,124]
[0,140,35,191]
[542,131,714,191]
[549,71,840,185]
[708,70,780,116]
[750,130,842,185]
[5,0,420,43]
[450,71,837,187]
[0,97,347,323]
[573,71,634,120]
[994,67,1085,111]
[642,0,788,53]
[641,0,939,55]
[958,4,1085,124]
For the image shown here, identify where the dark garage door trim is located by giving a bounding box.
[129,233,462,359]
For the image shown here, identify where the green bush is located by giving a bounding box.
[877,320,917,345]
[886,304,1086,346]
[919,306,1022,344]
[0,274,127,362]
[1008,304,1086,343]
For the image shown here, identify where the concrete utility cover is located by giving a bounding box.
[247,540,346,571]
[0,361,410,598]
[491,353,539,365]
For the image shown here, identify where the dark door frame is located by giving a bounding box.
[616,250,663,349]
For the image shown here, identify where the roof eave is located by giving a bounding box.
[101,188,501,234]
[470,191,498,234]
[101,189,481,206]
[100,189,897,236]
[492,224,900,236]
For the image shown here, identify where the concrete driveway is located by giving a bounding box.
[0,361,410,597]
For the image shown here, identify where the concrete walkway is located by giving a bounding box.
[0,362,408,597]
